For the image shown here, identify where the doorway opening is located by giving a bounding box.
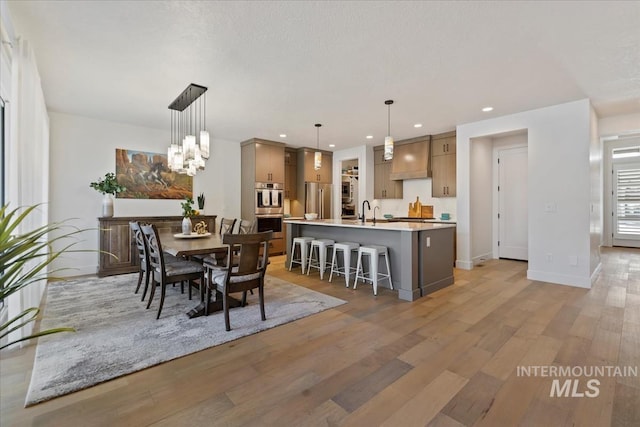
[340,159,359,219]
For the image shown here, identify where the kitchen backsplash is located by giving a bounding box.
[372,178,456,219]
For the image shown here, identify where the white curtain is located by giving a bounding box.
[5,37,50,347]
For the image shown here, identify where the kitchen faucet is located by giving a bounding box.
[373,206,380,225]
[360,200,371,224]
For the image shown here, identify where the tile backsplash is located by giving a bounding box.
[373,178,456,219]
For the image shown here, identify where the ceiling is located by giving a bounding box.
[7,1,640,151]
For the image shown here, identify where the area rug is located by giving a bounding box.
[25,273,345,406]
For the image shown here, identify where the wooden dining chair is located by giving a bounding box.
[206,231,272,331]
[219,218,237,235]
[130,221,182,302]
[141,224,205,319]
[238,219,256,234]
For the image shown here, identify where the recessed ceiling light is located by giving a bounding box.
[482,107,493,112]
[329,144,335,148]
[366,135,373,139]
[279,134,287,138]
[414,123,422,128]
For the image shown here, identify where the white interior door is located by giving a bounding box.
[613,162,640,247]
[498,147,528,260]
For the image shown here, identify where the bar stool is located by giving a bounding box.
[306,239,335,280]
[289,236,314,273]
[354,245,393,296]
[329,242,360,287]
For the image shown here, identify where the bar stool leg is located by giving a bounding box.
[344,249,352,288]
[354,251,362,290]
[385,251,393,289]
[329,247,338,283]
[288,243,297,271]
[371,252,379,295]
[301,241,308,273]
[319,246,327,280]
[306,245,315,275]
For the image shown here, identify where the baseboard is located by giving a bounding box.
[527,269,592,289]
[472,252,493,265]
[590,262,602,285]
[456,260,473,270]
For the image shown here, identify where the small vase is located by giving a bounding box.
[102,194,114,217]
[182,217,192,235]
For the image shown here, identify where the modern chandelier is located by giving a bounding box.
[383,99,394,161]
[167,83,210,176]
[314,123,322,170]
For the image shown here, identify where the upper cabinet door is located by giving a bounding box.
[302,149,332,183]
[255,142,285,183]
[431,136,456,157]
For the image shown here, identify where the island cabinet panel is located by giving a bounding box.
[285,219,455,301]
[374,145,403,199]
[431,132,457,197]
[98,215,217,277]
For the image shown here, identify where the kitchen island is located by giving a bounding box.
[284,219,456,301]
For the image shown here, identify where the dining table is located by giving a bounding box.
[159,231,244,318]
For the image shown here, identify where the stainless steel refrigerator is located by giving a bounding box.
[305,182,332,219]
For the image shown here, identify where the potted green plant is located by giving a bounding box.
[89,172,126,217]
[0,204,92,350]
[197,192,205,210]
[180,197,195,235]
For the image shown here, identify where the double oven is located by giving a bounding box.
[255,182,283,239]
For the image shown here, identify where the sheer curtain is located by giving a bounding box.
[5,36,50,348]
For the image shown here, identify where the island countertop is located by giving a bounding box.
[284,218,456,232]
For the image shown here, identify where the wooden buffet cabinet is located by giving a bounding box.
[97,215,217,277]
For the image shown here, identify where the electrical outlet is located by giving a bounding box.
[546,253,553,262]
[426,237,431,247]
[569,255,578,266]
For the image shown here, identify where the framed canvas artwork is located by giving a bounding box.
[115,148,193,199]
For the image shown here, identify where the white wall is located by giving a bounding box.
[470,137,493,262]
[589,106,602,279]
[49,112,241,276]
[599,113,640,138]
[457,99,597,288]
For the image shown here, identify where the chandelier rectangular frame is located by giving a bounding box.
[167,83,210,176]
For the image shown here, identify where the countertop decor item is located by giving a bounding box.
[383,214,394,219]
[181,197,196,235]
[90,172,126,217]
[197,192,205,210]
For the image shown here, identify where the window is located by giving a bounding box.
[614,163,640,241]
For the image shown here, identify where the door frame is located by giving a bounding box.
[492,143,528,260]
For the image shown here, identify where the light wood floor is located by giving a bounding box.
[1,247,639,426]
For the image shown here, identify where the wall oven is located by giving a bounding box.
[255,182,284,215]
[255,214,283,239]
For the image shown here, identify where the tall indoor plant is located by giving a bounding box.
[89,172,126,217]
[0,204,90,350]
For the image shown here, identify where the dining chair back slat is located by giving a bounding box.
[219,218,237,235]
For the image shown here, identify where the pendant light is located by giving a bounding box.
[384,99,394,161]
[167,83,209,175]
[314,123,322,170]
